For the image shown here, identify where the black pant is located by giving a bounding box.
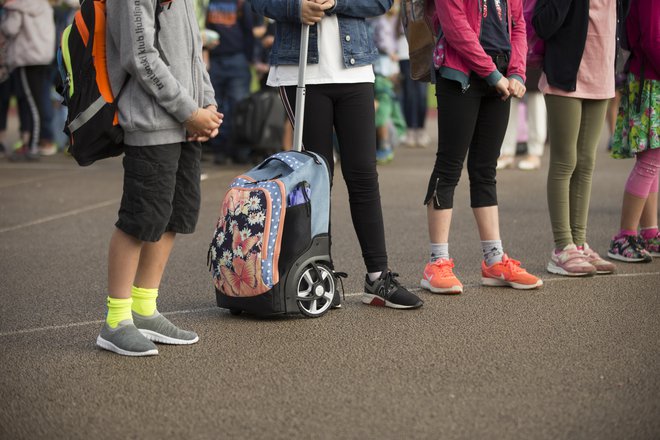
[399,60,428,129]
[425,75,510,209]
[282,83,387,273]
[13,65,53,151]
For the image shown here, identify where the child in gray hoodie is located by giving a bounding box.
[96,0,222,357]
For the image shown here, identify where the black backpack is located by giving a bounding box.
[57,0,165,166]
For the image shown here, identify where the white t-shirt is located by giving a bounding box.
[267,15,374,87]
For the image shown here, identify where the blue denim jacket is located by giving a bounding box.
[250,0,393,67]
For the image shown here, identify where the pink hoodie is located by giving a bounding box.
[432,0,527,89]
[627,0,660,80]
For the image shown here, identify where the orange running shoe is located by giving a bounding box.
[420,258,463,294]
[481,254,543,290]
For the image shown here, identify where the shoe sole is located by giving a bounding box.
[361,294,422,309]
[138,330,199,345]
[420,279,462,294]
[546,261,596,276]
[96,335,159,356]
[481,277,543,290]
[606,252,652,263]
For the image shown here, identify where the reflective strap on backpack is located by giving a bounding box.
[68,95,106,133]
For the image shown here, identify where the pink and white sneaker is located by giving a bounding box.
[547,244,597,277]
[580,243,616,274]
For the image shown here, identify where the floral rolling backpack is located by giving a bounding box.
[208,151,339,318]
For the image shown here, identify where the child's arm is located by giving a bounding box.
[532,0,572,41]
[636,0,660,76]
[434,0,502,86]
[107,0,200,126]
[507,0,527,85]
[0,6,23,38]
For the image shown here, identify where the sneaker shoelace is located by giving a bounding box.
[431,258,455,277]
[502,257,524,273]
[377,271,401,298]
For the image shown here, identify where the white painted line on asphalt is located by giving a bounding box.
[0,308,219,338]
[0,319,105,337]
[0,199,118,234]
[0,271,657,338]
[0,163,79,172]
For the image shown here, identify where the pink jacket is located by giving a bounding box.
[627,0,660,80]
[433,0,527,90]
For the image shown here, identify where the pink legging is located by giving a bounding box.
[625,148,660,198]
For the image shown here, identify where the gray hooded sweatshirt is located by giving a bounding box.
[106,0,216,146]
[0,0,55,68]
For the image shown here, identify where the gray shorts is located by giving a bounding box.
[116,142,202,242]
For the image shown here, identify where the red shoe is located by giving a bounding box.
[420,258,463,294]
[481,254,543,290]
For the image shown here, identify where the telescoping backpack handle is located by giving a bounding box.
[291,24,310,153]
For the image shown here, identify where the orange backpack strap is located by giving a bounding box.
[92,0,113,103]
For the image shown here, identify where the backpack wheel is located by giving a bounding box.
[296,263,335,318]
[229,308,242,316]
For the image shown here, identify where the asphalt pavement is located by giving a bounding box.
[0,117,658,440]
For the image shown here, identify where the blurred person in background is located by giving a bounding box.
[205,0,256,165]
[607,0,660,263]
[396,8,429,149]
[0,0,55,161]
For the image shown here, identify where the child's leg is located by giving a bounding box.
[333,83,388,273]
[640,189,658,231]
[620,149,660,232]
[100,143,200,355]
[130,231,176,317]
[467,92,510,242]
[134,232,176,289]
[569,98,609,246]
[108,228,143,300]
[545,95,583,249]
[499,97,519,160]
[18,66,42,154]
[128,141,200,342]
[526,91,547,157]
[640,181,659,256]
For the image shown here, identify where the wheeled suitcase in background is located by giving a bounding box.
[208,25,339,318]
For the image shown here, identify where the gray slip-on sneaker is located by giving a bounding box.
[132,311,199,345]
[96,320,158,356]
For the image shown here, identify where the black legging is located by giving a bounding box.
[425,75,510,209]
[281,82,387,273]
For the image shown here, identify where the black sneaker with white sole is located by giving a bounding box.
[362,271,423,309]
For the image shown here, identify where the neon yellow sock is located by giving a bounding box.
[131,286,158,317]
[106,297,133,328]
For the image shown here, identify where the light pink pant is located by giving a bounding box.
[625,148,660,198]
